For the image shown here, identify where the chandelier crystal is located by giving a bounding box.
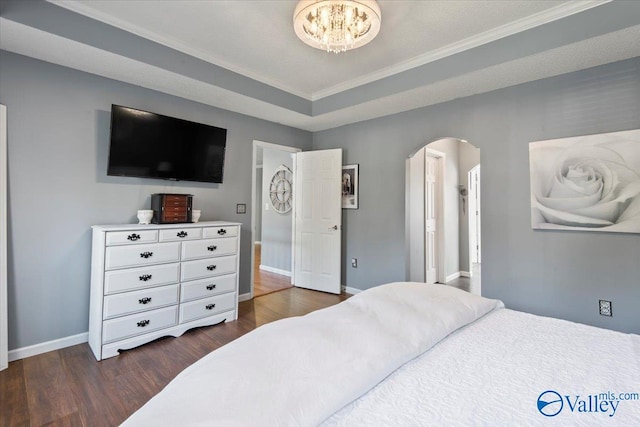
[293,0,382,53]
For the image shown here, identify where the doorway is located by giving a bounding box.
[405,137,481,294]
[251,141,300,298]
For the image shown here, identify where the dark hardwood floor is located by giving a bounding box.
[253,243,293,297]
[0,287,350,427]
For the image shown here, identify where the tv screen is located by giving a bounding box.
[108,105,227,183]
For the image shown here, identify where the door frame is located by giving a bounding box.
[1,104,8,370]
[468,164,481,271]
[250,140,301,300]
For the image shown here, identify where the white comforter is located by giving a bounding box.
[324,308,640,426]
[122,282,502,426]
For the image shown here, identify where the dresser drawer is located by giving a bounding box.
[180,274,237,302]
[179,293,236,323]
[103,284,179,320]
[104,263,179,295]
[163,195,189,206]
[159,227,202,242]
[106,230,158,246]
[102,305,178,344]
[181,237,237,260]
[161,212,189,223]
[181,255,237,282]
[105,242,180,270]
[202,226,238,239]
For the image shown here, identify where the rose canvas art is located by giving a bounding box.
[529,129,640,233]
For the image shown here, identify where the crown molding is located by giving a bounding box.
[48,0,610,102]
[48,0,314,100]
[311,0,611,100]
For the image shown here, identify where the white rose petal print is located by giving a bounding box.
[529,129,640,234]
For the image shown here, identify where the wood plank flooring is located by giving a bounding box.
[253,243,292,297]
[0,287,350,427]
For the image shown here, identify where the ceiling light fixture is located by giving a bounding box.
[293,0,381,53]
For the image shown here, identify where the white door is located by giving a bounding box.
[425,153,438,284]
[1,104,8,370]
[293,149,342,294]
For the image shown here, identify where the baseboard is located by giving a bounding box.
[460,271,471,278]
[238,292,252,302]
[259,265,292,277]
[8,332,88,362]
[445,272,461,282]
[344,286,362,295]
[254,241,261,245]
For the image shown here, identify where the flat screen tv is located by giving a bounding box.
[108,105,227,183]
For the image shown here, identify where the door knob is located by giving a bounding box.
[328,225,339,230]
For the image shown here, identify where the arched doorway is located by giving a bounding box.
[405,137,481,294]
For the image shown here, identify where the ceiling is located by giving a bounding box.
[1,0,639,131]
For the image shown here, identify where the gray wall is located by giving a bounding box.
[260,149,293,273]
[314,57,640,334]
[0,51,311,350]
[1,47,638,351]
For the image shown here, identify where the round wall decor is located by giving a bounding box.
[269,165,293,213]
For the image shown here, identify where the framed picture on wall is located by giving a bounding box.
[342,164,359,209]
[529,128,640,234]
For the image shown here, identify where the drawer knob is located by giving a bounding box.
[139,274,152,281]
[137,319,150,327]
[139,297,152,304]
[205,304,216,310]
[177,231,188,238]
[206,265,217,271]
[140,252,153,259]
[207,245,217,251]
[206,284,217,290]
[217,229,227,235]
[127,233,141,241]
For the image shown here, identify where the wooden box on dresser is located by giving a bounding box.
[89,221,241,361]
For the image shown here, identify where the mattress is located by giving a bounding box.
[323,308,640,426]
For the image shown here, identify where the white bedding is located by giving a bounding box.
[122,283,502,426]
[323,308,640,426]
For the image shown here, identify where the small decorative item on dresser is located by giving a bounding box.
[137,210,154,224]
[192,210,202,223]
[151,193,193,224]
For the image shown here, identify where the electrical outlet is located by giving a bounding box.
[351,258,357,268]
[599,300,612,317]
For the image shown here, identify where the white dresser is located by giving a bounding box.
[88,221,241,360]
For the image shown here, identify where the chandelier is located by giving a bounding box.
[293,0,382,53]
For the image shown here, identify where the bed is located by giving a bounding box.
[122,282,640,426]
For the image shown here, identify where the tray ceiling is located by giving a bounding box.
[1,0,639,131]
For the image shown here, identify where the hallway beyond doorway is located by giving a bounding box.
[253,244,292,297]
